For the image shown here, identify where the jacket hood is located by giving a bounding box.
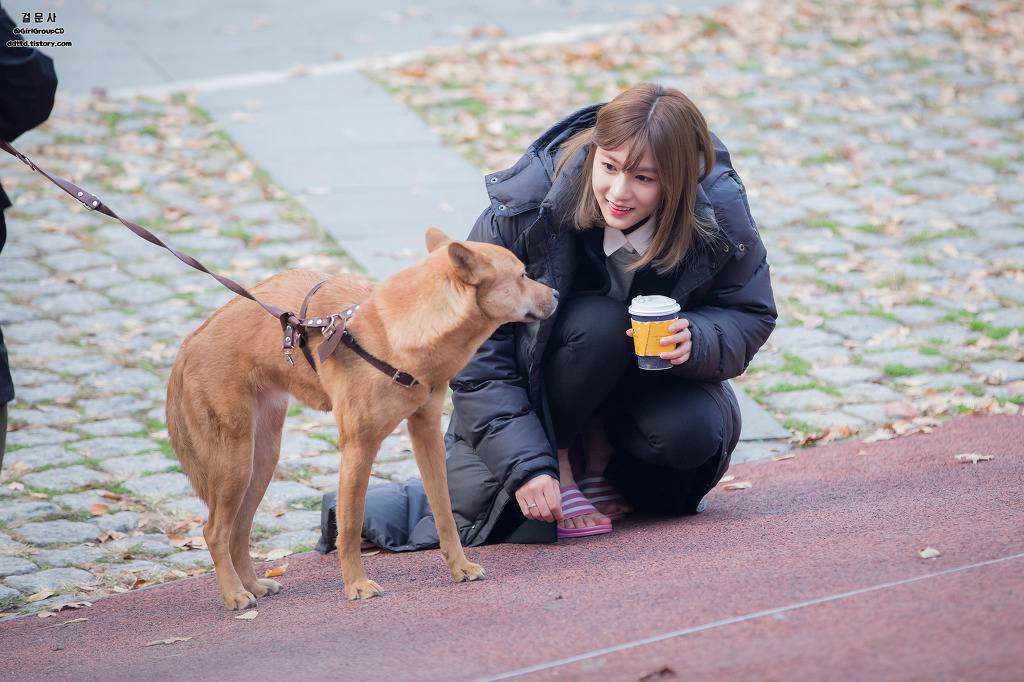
[483,104,600,218]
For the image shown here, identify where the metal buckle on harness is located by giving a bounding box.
[322,315,336,339]
[283,323,295,366]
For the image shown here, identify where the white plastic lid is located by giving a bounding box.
[628,294,680,317]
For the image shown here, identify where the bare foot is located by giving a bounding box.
[557,448,611,533]
[580,470,633,518]
[559,509,610,532]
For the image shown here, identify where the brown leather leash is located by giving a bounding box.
[1,139,418,389]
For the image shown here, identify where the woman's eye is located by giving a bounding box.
[602,162,615,172]
[637,175,652,183]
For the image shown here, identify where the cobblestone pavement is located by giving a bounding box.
[367,0,1023,445]
[0,96,422,618]
[2,0,1023,618]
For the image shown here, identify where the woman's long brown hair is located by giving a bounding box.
[555,83,717,275]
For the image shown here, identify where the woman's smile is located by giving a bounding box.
[607,201,633,217]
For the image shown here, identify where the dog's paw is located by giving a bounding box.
[450,560,485,583]
[345,578,383,601]
[224,590,258,611]
[248,578,282,597]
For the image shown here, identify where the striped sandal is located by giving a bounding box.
[557,484,612,539]
[579,475,630,521]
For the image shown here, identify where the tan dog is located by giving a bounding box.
[166,228,557,609]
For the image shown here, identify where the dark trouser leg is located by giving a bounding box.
[0,401,6,474]
[604,370,741,516]
[0,316,11,475]
[543,295,633,450]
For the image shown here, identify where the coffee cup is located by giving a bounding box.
[628,295,681,370]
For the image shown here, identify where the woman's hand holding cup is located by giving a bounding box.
[515,474,563,523]
[626,295,689,369]
[627,318,691,365]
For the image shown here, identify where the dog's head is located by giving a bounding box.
[425,227,558,324]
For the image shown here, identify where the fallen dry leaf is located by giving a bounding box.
[37,611,57,619]
[638,666,678,681]
[360,549,381,557]
[51,617,88,627]
[719,474,735,484]
[798,423,860,446]
[235,610,258,620]
[50,601,91,612]
[96,530,126,543]
[168,535,207,550]
[955,453,994,464]
[26,590,54,603]
[771,453,795,461]
[723,481,752,491]
[8,482,25,491]
[265,548,293,560]
[169,516,204,534]
[145,636,192,647]
[264,564,287,578]
[919,547,941,559]
[97,490,123,502]
[89,503,109,516]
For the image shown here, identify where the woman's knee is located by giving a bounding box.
[549,295,632,364]
[618,384,737,470]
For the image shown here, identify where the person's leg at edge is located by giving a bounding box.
[604,371,742,516]
[0,401,7,474]
[543,295,633,531]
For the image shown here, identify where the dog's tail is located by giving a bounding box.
[166,347,209,503]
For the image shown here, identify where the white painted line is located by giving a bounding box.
[480,551,1024,681]
[109,20,646,100]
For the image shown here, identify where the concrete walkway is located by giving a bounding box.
[1,413,1020,681]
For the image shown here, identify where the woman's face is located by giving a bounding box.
[591,144,662,231]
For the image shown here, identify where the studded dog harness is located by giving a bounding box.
[1,140,419,389]
[288,281,418,387]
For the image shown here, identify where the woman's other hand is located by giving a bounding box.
[625,318,692,365]
[515,474,564,522]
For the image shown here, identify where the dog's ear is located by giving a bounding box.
[425,227,451,253]
[447,242,485,285]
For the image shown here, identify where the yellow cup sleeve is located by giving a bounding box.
[631,319,676,356]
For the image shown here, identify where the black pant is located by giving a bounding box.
[543,295,740,516]
[0,211,9,474]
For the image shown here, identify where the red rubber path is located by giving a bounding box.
[1,414,1022,681]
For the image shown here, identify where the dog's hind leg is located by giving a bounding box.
[203,433,257,611]
[229,393,288,599]
[407,396,485,584]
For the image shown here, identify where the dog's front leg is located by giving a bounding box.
[407,403,485,584]
[335,437,382,600]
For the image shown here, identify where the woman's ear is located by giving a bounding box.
[447,242,484,285]
[425,227,452,253]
